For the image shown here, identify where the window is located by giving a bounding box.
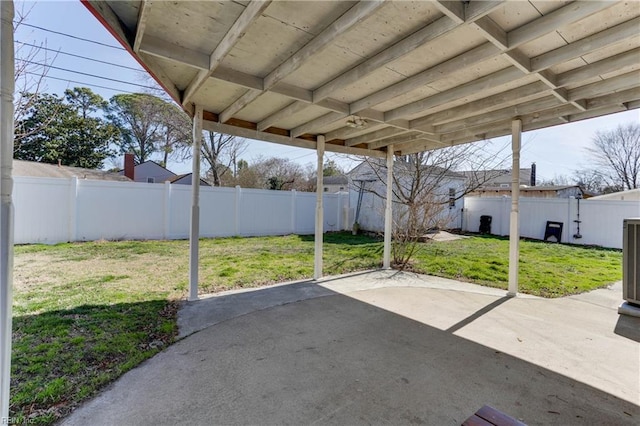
[448,188,455,208]
[323,187,328,192]
[147,177,155,183]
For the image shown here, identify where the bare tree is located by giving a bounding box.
[231,156,313,190]
[201,132,247,186]
[353,142,507,269]
[13,3,58,143]
[587,122,640,191]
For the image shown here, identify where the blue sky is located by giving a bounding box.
[14,0,640,180]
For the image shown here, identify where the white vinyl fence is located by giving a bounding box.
[14,176,350,244]
[462,196,640,249]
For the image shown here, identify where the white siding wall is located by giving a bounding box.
[14,177,349,244]
[463,196,640,249]
[349,178,467,233]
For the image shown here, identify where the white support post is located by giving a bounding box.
[314,136,325,280]
[0,1,14,420]
[383,145,394,269]
[189,105,203,301]
[508,118,522,297]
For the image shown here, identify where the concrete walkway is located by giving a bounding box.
[63,271,639,425]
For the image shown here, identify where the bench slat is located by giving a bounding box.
[476,405,526,426]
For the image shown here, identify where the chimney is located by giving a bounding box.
[124,153,135,181]
[530,162,536,187]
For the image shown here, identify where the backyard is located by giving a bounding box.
[11,232,622,424]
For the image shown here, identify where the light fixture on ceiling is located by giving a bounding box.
[346,116,367,129]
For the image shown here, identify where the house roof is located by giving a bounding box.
[462,168,532,186]
[168,173,210,186]
[84,1,640,158]
[118,160,177,177]
[589,188,640,201]
[323,175,348,186]
[476,185,582,192]
[13,160,131,182]
[349,159,466,181]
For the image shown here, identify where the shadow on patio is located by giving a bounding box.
[63,272,639,425]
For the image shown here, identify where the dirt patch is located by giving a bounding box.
[421,231,469,242]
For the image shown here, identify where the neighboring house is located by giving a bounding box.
[461,165,534,190]
[118,156,209,186]
[469,185,586,198]
[119,160,177,183]
[168,173,210,187]
[348,159,467,232]
[589,188,640,201]
[13,160,130,182]
[323,175,348,193]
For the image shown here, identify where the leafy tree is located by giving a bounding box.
[323,159,344,177]
[108,93,168,164]
[586,122,640,191]
[13,4,58,144]
[158,103,192,168]
[13,88,117,168]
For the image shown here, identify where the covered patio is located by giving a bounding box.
[79,0,640,301]
[61,271,639,425]
[1,0,640,422]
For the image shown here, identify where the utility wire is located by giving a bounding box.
[16,41,142,72]
[23,71,138,95]
[17,22,125,50]
[21,59,157,90]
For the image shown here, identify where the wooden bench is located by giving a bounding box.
[462,405,527,426]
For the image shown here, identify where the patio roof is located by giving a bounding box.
[82,0,640,157]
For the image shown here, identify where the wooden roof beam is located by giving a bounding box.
[368,132,441,150]
[202,120,385,159]
[507,1,615,48]
[324,123,387,143]
[531,17,640,72]
[182,0,272,106]
[345,127,412,147]
[218,0,385,124]
[410,81,549,129]
[133,0,151,53]
[385,67,524,121]
[314,1,504,104]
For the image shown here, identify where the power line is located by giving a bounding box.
[24,71,138,95]
[17,22,125,50]
[21,59,157,90]
[16,41,142,72]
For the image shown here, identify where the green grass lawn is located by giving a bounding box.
[408,234,622,297]
[11,232,621,424]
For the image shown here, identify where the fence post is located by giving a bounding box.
[343,194,350,231]
[291,189,297,234]
[567,197,574,244]
[235,185,241,236]
[336,193,341,231]
[502,196,509,236]
[164,181,171,239]
[68,177,78,242]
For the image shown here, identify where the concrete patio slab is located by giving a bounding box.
[62,271,639,425]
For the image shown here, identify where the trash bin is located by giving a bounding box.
[479,215,492,234]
